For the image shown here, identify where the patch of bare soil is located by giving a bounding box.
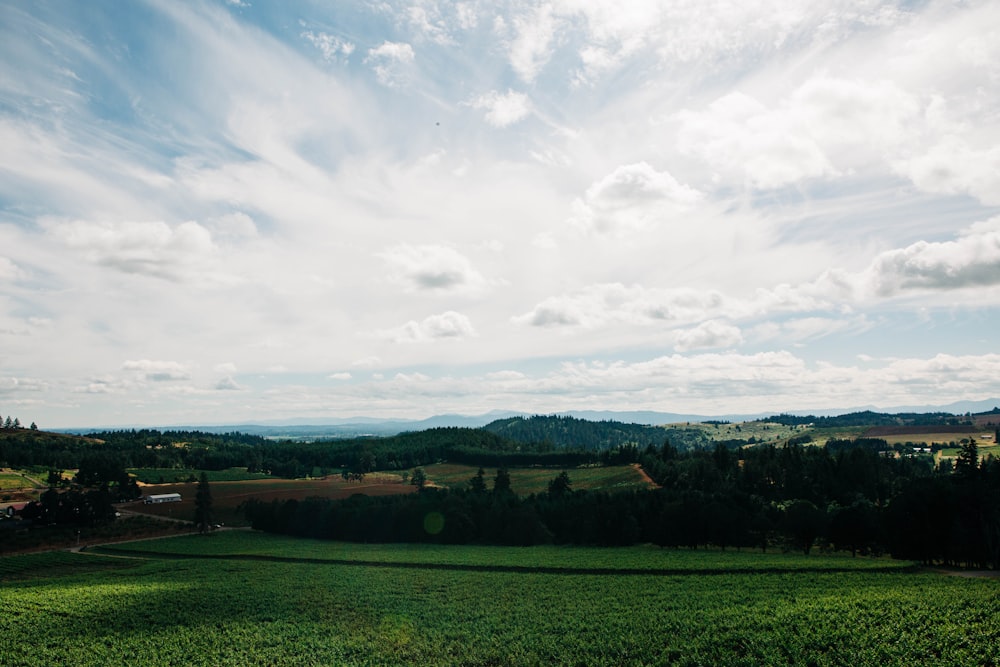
[631,463,660,489]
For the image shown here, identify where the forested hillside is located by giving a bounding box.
[483,415,713,450]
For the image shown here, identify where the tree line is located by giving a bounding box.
[244,440,1000,568]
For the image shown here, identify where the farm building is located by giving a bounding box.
[144,493,182,504]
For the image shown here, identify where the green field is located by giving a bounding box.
[2,532,998,666]
[682,421,806,444]
[423,463,652,495]
[0,471,43,490]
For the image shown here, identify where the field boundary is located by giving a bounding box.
[89,545,917,577]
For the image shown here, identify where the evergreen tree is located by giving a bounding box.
[547,470,572,498]
[194,472,214,533]
[493,466,512,495]
[955,440,979,480]
[469,467,487,493]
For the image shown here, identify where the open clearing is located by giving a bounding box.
[128,464,651,526]
[1,532,997,666]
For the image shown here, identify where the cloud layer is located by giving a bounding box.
[2,0,999,426]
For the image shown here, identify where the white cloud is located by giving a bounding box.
[894,139,1000,206]
[676,77,923,189]
[862,216,1000,297]
[206,212,258,243]
[45,219,216,282]
[514,283,729,329]
[672,320,743,352]
[377,310,477,343]
[506,4,557,83]
[0,376,46,394]
[467,89,532,128]
[122,360,191,382]
[570,162,702,235]
[328,372,352,380]
[0,257,26,282]
[215,376,242,390]
[378,244,488,293]
[302,31,355,62]
[364,41,416,86]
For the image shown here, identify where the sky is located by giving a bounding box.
[2,0,1000,428]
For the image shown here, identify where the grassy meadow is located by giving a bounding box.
[128,464,653,527]
[2,532,998,666]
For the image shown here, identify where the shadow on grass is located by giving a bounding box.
[91,545,919,577]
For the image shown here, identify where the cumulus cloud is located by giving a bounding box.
[122,360,191,382]
[506,4,556,83]
[517,217,1000,336]
[215,376,242,390]
[377,310,477,343]
[364,41,415,86]
[570,162,702,235]
[46,219,216,281]
[672,320,743,352]
[378,244,488,293]
[301,31,355,62]
[514,283,729,329]
[467,89,532,128]
[894,139,1000,206]
[676,78,921,189]
[328,372,352,380]
[862,216,1000,297]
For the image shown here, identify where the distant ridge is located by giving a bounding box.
[52,398,1000,438]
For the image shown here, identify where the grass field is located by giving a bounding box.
[2,532,997,665]
[127,465,653,527]
[0,471,43,491]
[422,463,652,495]
[676,421,806,445]
[131,473,416,526]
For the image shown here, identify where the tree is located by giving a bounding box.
[469,467,487,494]
[194,472,214,534]
[782,499,825,555]
[493,466,512,495]
[411,467,427,488]
[955,440,979,480]
[547,471,572,498]
[30,422,38,431]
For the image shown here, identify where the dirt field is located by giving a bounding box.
[130,475,418,526]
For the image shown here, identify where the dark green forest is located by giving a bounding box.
[242,436,1000,568]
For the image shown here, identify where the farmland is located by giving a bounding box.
[127,465,653,527]
[1,533,998,665]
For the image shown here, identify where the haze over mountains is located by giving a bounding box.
[57,398,1000,438]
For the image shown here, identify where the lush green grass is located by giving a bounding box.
[423,463,651,495]
[95,531,913,573]
[681,421,806,444]
[2,533,998,665]
[0,471,42,490]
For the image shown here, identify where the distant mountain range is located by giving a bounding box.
[56,398,1000,438]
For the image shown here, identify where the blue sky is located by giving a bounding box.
[2,0,999,427]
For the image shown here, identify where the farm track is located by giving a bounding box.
[89,545,920,577]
